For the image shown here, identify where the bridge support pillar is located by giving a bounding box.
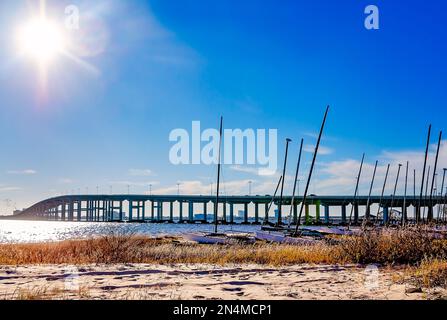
[188,201,194,223]
[305,204,310,225]
[150,201,155,221]
[62,203,66,221]
[158,202,163,221]
[264,203,269,223]
[365,205,370,222]
[254,203,259,224]
[383,206,389,224]
[91,201,94,221]
[69,202,74,221]
[428,206,434,222]
[315,201,321,223]
[179,201,183,222]
[293,203,298,225]
[243,203,249,224]
[119,201,123,221]
[85,201,88,221]
[169,201,174,222]
[77,201,82,221]
[324,205,330,224]
[354,204,359,225]
[203,202,207,223]
[222,202,227,223]
[229,203,234,224]
[128,201,133,221]
[341,205,347,224]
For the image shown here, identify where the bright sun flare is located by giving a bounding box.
[17,18,66,64]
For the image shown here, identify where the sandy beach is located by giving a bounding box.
[1,263,444,300]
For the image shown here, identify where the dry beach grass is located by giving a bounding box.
[0,227,446,299]
[0,226,445,266]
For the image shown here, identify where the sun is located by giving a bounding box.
[17,18,66,64]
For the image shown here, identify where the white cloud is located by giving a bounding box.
[110,180,159,187]
[0,186,22,192]
[303,145,333,155]
[230,165,259,175]
[154,178,284,197]
[128,169,153,176]
[311,140,447,196]
[229,165,278,177]
[58,178,74,184]
[7,169,37,175]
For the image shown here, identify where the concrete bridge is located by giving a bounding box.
[9,194,447,225]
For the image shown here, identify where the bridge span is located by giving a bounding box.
[9,194,446,225]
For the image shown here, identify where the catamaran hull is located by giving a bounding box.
[255,231,317,245]
[183,232,230,244]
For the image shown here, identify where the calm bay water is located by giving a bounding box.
[0,220,259,243]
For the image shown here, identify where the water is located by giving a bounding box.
[0,220,260,243]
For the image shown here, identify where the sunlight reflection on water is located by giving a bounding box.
[0,220,259,243]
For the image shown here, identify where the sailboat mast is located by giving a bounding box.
[402,161,409,225]
[278,138,292,225]
[365,160,378,222]
[214,116,223,234]
[428,131,442,221]
[294,106,329,234]
[388,163,402,225]
[376,164,390,224]
[288,139,304,226]
[348,153,365,227]
[267,175,283,217]
[418,125,431,223]
[423,166,431,222]
[439,168,447,222]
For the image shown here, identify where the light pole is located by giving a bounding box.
[110,185,113,195]
[177,183,181,196]
[149,184,152,196]
[248,181,252,196]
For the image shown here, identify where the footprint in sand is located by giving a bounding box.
[222,287,242,292]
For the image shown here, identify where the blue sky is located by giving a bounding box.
[0,0,447,213]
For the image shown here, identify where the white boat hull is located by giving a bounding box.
[300,226,355,236]
[183,232,230,244]
[255,231,317,245]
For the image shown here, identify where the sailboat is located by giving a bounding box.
[255,106,330,244]
[183,117,253,244]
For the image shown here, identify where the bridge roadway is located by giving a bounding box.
[10,194,446,225]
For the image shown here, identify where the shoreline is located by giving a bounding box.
[1,263,441,300]
[0,229,446,300]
